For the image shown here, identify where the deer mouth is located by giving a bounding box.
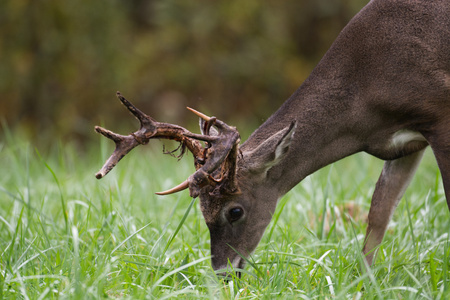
[213,255,246,280]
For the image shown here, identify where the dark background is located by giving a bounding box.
[0,0,368,146]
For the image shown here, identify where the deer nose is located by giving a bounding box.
[212,256,244,280]
[215,270,242,282]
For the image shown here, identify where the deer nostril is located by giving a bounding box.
[213,256,244,280]
[215,271,241,282]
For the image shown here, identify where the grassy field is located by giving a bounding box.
[1,130,449,299]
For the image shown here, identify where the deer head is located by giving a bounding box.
[96,92,296,274]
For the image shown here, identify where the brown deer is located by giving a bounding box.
[96,0,450,274]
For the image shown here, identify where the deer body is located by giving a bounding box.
[96,0,450,274]
[205,0,449,270]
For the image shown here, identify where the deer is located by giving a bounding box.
[95,0,450,276]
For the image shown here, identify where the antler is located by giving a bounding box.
[95,92,241,198]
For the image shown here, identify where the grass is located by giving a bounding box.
[1,130,449,299]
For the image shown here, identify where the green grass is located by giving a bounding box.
[1,131,449,299]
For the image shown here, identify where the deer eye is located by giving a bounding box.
[228,207,244,223]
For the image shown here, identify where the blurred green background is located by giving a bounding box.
[1,0,368,146]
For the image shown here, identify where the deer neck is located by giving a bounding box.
[241,71,365,196]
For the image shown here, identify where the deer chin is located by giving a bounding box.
[213,255,245,271]
[213,255,246,280]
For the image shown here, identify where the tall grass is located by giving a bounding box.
[1,131,449,299]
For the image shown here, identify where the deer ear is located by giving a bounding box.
[243,121,296,174]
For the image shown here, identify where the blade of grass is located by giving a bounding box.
[162,197,197,256]
[225,244,264,278]
[404,196,421,281]
[150,256,210,292]
[35,148,68,234]
[0,186,52,222]
[348,217,382,298]
[7,207,24,273]
[111,222,152,255]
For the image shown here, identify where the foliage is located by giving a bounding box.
[1,0,367,142]
[1,130,449,299]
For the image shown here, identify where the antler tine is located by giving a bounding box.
[187,107,211,121]
[155,180,190,195]
[116,91,155,127]
[95,125,126,143]
[94,127,139,179]
[187,106,235,134]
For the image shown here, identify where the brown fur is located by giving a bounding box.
[199,0,450,271]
